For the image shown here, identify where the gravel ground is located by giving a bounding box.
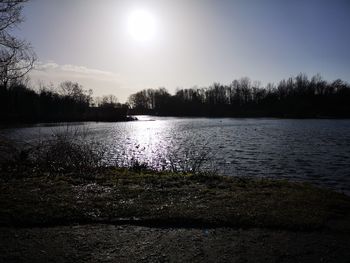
[1,224,350,263]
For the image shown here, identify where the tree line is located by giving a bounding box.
[3,73,350,123]
[128,74,350,118]
[0,80,130,123]
[0,1,131,123]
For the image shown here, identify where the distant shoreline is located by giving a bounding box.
[3,115,350,129]
[0,115,137,127]
[131,113,350,119]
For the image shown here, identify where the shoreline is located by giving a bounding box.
[2,116,350,130]
[0,116,137,127]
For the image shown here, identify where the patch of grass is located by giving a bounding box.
[0,167,349,230]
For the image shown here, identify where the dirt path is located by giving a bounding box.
[1,224,350,263]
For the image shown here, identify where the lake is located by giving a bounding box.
[1,116,350,194]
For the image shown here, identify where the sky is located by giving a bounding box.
[17,0,350,102]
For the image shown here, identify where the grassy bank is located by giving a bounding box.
[1,167,349,231]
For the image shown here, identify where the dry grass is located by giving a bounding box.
[1,168,349,230]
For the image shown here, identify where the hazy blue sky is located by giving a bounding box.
[18,0,350,101]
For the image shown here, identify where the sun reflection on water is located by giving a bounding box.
[106,118,174,169]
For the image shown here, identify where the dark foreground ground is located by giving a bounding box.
[1,168,350,262]
[1,224,350,263]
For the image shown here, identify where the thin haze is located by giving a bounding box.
[18,0,350,102]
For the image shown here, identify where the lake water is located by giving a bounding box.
[1,116,350,194]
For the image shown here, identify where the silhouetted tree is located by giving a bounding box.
[0,0,35,89]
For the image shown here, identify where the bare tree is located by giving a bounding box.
[0,0,36,88]
[59,81,92,105]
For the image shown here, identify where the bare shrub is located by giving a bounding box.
[127,158,150,172]
[104,128,216,174]
[30,127,107,174]
[164,136,217,174]
[0,126,107,176]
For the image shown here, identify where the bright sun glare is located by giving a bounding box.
[127,10,156,42]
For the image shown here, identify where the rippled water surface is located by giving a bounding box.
[2,116,350,194]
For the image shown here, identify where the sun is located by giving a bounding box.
[127,10,156,42]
